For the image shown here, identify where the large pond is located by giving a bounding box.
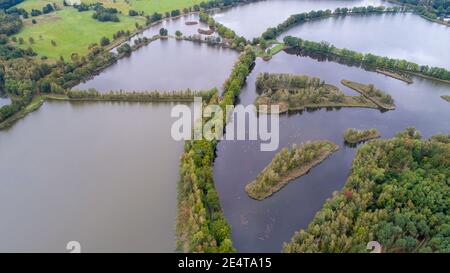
[212,0,392,38]
[279,12,450,69]
[214,51,450,252]
[75,39,238,92]
[0,101,184,252]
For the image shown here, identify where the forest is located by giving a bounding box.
[284,128,450,253]
[176,47,256,252]
[343,128,380,144]
[254,73,380,113]
[245,141,339,200]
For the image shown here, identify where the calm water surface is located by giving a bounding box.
[0,101,185,252]
[214,51,450,252]
[75,40,238,92]
[212,0,392,38]
[279,13,450,69]
[0,97,10,107]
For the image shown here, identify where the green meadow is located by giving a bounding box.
[81,0,205,14]
[14,8,144,60]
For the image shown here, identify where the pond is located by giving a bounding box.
[75,39,238,92]
[214,51,450,252]
[0,101,184,252]
[212,0,392,39]
[0,97,11,107]
[279,12,450,69]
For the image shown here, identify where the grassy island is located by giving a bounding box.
[343,128,380,144]
[284,129,450,253]
[245,140,339,200]
[254,73,380,113]
[341,80,396,110]
[442,95,450,103]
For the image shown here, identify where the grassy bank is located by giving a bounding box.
[343,128,380,144]
[341,80,396,110]
[245,141,339,200]
[442,95,450,103]
[0,96,44,130]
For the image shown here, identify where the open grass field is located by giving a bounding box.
[81,0,205,14]
[14,8,144,60]
[15,0,65,12]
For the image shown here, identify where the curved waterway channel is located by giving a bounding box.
[1,0,449,252]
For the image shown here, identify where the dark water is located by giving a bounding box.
[0,101,184,252]
[279,13,450,69]
[214,51,450,252]
[75,39,238,92]
[212,0,392,39]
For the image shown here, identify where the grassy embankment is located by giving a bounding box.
[343,128,380,144]
[375,69,413,84]
[245,141,339,200]
[0,96,44,130]
[254,73,382,113]
[341,80,396,110]
[441,95,450,102]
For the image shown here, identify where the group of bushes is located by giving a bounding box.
[176,47,255,252]
[343,128,380,144]
[92,6,119,22]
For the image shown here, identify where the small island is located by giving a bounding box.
[343,128,380,144]
[254,73,381,113]
[245,140,339,200]
[341,80,396,110]
[376,69,413,84]
[442,95,450,103]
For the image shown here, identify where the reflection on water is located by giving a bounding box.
[213,0,392,38]
[0,97,11,107]
[214,51,450,252]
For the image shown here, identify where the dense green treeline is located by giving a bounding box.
[261,6,406,41]
[176,47,255,252]
[343,128,380,144]
[283,36,450,82]
[284,128,450,253]
[245,141,339,200]
[198,11,248,51]
[0,0,22,10]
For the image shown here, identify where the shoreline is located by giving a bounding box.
[245,142,339,200]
